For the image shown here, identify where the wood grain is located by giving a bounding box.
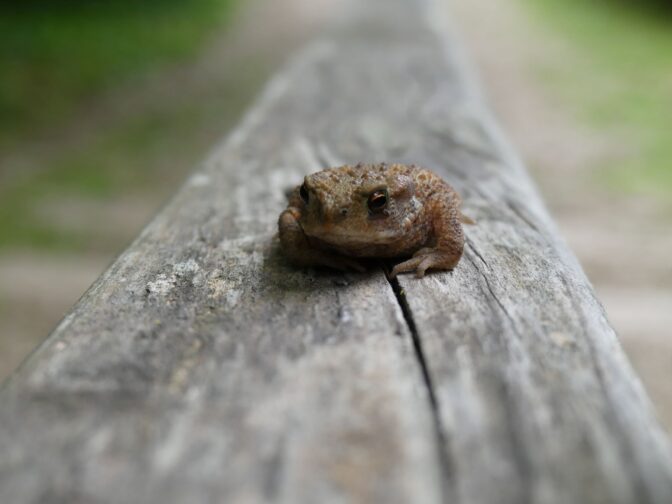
[1,0,671,503]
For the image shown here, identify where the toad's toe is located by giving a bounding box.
[391,248,461,278]
[390,256,423,278]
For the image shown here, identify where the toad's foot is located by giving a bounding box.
[390,247,460,278]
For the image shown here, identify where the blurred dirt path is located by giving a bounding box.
[448,0,672,431]
[0,0,338,381]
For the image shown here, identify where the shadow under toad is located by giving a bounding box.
[262,238,393,294]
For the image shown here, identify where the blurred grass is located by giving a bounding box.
[0,0,239,251]
[0,0,234,144]
[0,68,263,251]
[522,0,672,195]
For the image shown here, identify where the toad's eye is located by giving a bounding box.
[299,183,309,204]
[367,189,388,213]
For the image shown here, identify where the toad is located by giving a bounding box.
[278,163,472,278]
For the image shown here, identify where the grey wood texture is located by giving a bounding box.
[2,0,671,503]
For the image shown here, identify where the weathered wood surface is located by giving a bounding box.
[2,0,672,503]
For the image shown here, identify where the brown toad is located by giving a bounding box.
[278,163,472,278]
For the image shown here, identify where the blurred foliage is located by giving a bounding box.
[617,0,672,16]
[0,81,262,250]
[524,0,672,196]
[0,0,234,146]
[0,0,241,251]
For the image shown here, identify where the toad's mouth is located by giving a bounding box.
[302,225,399,246]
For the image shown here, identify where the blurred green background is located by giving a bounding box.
[0,0,236,250]
[1,0,232,141]
[524,0,672,196]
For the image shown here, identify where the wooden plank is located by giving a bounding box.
[1,0,671,503]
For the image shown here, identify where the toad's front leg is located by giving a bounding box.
[390,194,464,278]
[278,207,366,273]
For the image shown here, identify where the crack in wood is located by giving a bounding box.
[383,268,455,503]
[466,239,489,269]
[464,252,518,333]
